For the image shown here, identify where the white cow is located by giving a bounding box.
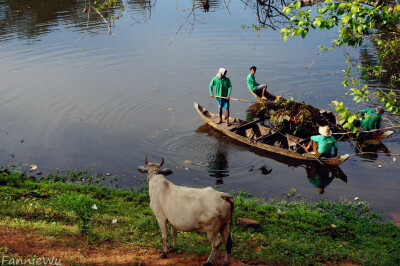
[137,157,234,266]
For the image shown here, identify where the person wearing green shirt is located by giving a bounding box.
[305,165,334,194]
[210,68,232,126]
[357,107,384,131]
[246,66,282,101]
[302,126,338,158]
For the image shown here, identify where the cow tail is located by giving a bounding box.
[221,194,234,255]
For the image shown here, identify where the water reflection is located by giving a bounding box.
[355,140,390,161]
[206,142,229,186]
[0,0,227,42]
[0,0,88,42]
[249,164,272,175]
[304,165,347,194]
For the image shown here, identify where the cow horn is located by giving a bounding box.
[159,157,164,167]
[145,156,148,165]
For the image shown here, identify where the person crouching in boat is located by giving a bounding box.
[302,126,338,158]
[247,66,282,101]
[354,106,384,131]
[210,68,232,126]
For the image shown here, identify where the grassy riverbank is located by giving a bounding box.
[1,168,399,265]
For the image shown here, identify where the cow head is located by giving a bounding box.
[137,156,173,181]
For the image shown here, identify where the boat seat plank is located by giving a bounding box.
[229,118,262,132]
[253,132,278,143]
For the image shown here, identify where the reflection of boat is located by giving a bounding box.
[355,139,391,161]
[194,102,350,166]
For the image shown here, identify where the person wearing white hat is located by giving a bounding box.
[210,68,232,126]
[302,126,338,158]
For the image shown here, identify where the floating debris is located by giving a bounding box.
[184,160,192,164]
[393,157,397,162]
[35,171,42,175]
[106,173,111,176]
[29,164,37,171]
[355,197,359,201]
[378,165,382,168]
[167,107,173,111]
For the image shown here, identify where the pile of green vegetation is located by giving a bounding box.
[0,168,399,265]
[261,99,336,138]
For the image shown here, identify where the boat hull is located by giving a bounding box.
[194,102,349,166]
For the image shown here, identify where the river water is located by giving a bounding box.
[1,0,399,221]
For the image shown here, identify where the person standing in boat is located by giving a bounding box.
[247,66,282,101]
[210,68,232,126]
[354,106,384,131]
[302,126,338,158]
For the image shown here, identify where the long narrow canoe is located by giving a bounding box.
[194,102,350,166]
[248,86,273,104]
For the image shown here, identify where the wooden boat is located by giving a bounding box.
[248,86,337,126]
[248,86,274,104]
[353,129,394,141]
[194,102,350,166]
[248,86,394,142]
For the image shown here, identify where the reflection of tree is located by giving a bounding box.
[206,143,229,187]
[305,165,347,194]
[355,140,390,161]
[0,0,98,40]
[0,0,156,42]
[1,0,83,42]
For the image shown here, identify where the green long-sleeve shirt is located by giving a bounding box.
[247,73,259,91]
[209,77,232,97]
[359,108,382,131]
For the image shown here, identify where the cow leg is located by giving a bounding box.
[220,224,233,266]
[203,231,221,266]
[171,225,177,251]
[156,217,169,258]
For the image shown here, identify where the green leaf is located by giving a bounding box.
[351,5,359,14]
[283,35,289,42]
[283,7,291,16]
[301,28,308,38]
[295,1,301,10]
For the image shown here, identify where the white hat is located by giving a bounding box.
[319,126,332,137]
[216,68,227,78]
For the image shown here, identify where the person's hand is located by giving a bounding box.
[210,94,214,98]
[227,96,230,100]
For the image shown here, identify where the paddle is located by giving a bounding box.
[215,96,259,104]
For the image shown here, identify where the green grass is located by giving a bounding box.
[0,168,399,265]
